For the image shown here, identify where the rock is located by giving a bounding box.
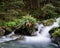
[2,27,12,36]
[52,36,60,46]
[0,27,5,37]
[14,27,31,36]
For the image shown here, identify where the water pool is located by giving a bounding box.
[0,40,57,48]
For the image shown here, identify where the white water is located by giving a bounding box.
[23,25,52,43]
[0,18,60,43]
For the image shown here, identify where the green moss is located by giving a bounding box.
[4,21,16,27]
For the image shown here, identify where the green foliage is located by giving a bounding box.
[22,14,37,23]
[41,4,59,19]
[0,0,25,20]
[0,14,37,29]
[0,20,3,26]
[41,4,55,10]
[3,21,16,27]
[0,0,60,21]
[31,10,41,17]
[30,3,60,20]
[15,14,37,28]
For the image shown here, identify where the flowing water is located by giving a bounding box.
[0,18,60,48]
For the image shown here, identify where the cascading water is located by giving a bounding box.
[21,18,59,43]
[0,18,60,48]
[23,24,51,43]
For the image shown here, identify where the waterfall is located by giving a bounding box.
[23,24,51,43]
[21,18,59,43]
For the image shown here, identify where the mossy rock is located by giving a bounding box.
[50,27,60,46]
[41,19,56,26]
[52,28,60,38]
[49,27,60,38]
[2,27,12,36]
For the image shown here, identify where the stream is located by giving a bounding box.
[0,18,60,48]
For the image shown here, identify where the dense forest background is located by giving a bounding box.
[0,0,60,21]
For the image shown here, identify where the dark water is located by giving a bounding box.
[0,40,57,48]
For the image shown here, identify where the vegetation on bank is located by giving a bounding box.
[0,15,38,36]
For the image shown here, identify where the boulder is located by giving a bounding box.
[2,27,12,36]
[14,27,31,36]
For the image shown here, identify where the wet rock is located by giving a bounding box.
[14,26,38,36]
[14,27,31,36]
[51,36,60,47]
[2,27,12,36]
[0,27,5,37]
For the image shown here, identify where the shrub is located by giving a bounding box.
[14,14,37,34]
[15,14,37,28]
